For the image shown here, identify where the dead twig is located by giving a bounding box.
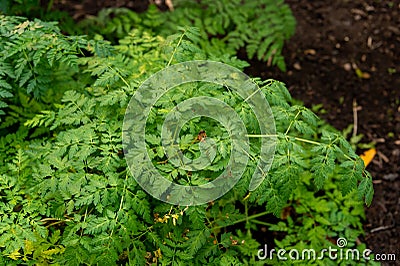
[352,99,361,138]
[377,150,389,163]
[370,216,396,233]
[370,224,395,233]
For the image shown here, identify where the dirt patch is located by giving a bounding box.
[245,1,399,263]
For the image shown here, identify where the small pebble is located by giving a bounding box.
[344,63,352,71]
[383,173,399,181]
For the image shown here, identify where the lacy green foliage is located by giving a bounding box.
[161,0,295,71]
[0,15,112,129]
[260,173,379,265]
[0,17,374,265]
[0,0,76,33]
[78,0,295,70]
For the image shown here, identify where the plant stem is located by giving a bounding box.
[246,134,321,146]
[284,110,301,135]
[251,219,275,227]
[211,210,271,230]
[167,30,185,66]
[293,137,321,146]
[246,134,278,138]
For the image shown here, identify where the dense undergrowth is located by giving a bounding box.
[0,2,375,265]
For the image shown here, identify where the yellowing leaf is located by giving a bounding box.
[24,240,34,255]
[14,20,29,34]
[8,249,21,260]
[154,248,162,258]
[360,148,376,167]
[42,247,65,258]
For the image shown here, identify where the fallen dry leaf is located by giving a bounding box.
[360,148,376,167]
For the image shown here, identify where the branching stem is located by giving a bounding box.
[167,30,185,66]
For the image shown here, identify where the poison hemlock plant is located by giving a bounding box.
[0,16,374,266]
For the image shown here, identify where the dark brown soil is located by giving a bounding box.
[246,1,400,264]
[43,0,400,264]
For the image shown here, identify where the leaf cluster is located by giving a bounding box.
[262,171,378,265]
[0,14,374,266]
[0,15,112,133]
[74,0,295,71]
[162,0,295,70]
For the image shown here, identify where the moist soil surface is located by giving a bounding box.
[50,0,400,264]
[247,1,399,264]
